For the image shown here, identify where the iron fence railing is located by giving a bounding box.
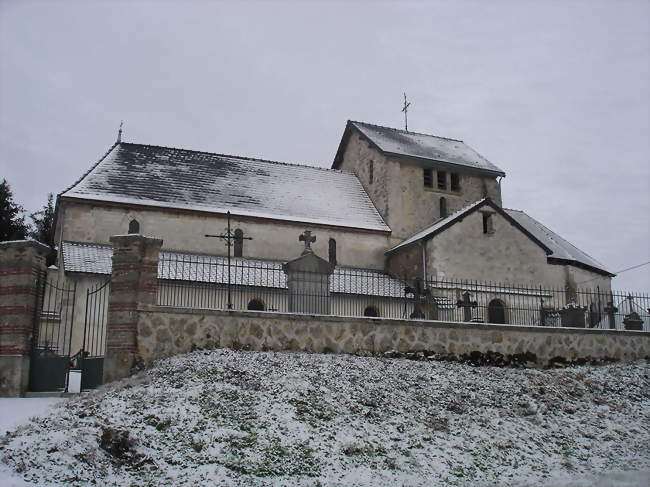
[156,252,649,331]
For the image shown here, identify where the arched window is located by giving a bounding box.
[128,219,140,234]
[363,306,379,317]
[328,238,337,266]
[247,299,265,311]
[439,197,447,218]
[234,229,244,257]
[368,160,374,184]
[488,299,506,324]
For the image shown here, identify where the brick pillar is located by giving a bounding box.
[103,234,162,384]
[0,240,50,397]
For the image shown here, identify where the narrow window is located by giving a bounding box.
[328,238,337,266]
[128,219,139,234]
[363,306,379,317]
[482,213,494,234]
[368,160,374,184]
[439,197,447,218]
[234,228,244,257]
[247,299,265,311]
[488,299,506,324]
[437,170,447,190]
[451,173,460,192]
[423,168,433,188]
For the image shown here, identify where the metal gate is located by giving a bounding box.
[29,276,77,392]
[79,278,110,390]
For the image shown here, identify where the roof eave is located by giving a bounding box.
[382,151,506,178]
[547,257,615,278]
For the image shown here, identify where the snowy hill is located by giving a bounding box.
[1,350,649,486]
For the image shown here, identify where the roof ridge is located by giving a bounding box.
[119,141,348,176]
[350,120,463,143]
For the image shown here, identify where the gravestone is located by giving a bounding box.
[622,312,643,331]
[559,301,587,328]
[282,231,335,314]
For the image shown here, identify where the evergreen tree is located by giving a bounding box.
[30,193,57,266]
[0,178,29,241]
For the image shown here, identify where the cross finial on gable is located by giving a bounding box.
[401,92,411,132]
[299,230,316,255]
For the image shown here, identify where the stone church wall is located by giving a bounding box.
[337,130,502,240]
[134,305,649,368]
[56,200,391,270]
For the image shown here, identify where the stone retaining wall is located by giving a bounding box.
[136,305,650,367]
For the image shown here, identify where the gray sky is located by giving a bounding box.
[1,0,648,290]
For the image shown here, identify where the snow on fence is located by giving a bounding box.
[156,252,650,331]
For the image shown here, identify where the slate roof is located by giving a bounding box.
[504,209,613,276]
[61,242,407,298]
[61,142,390,232]
[333,121,506,176]
[386,200,613,277]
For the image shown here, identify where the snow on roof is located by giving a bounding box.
[504,209,612,276]
[387,199,488,253]
[350,121,506,176]
[61,143,390,232]
[61,241,407,298]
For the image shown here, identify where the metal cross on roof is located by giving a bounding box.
[401,92,411,132]
[299,230,316,255]
[205,211,252,309]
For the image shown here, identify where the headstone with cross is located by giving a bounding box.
[299,230,316,255]
[283,230,334,314]
[603,300,618,329]
[456,290,477,322]
[205,210,252,309]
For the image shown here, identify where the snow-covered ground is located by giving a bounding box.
[0,350,648,486]
[0,397,64,487]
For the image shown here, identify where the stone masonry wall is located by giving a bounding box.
[136,306,650,368]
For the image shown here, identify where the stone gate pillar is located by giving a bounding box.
[104,234,162,384]
[0,240,50,397]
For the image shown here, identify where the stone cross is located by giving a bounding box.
[604,301,618,330]
[456,290,477,322]
[299,230,316,255]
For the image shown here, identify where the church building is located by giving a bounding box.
[55,120,613,290]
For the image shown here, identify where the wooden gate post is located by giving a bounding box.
[0,240,50,397]
[103,234,162,384]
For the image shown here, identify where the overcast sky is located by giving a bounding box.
[1,0,648,290]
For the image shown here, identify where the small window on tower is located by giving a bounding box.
[451,173,460,192]
[482,213,494,234]
[437,170,447,190]
[423,168,433,188]
[369,160,374,184]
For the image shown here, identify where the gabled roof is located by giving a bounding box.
[60,241,407,298]
[504,209,614,277]
[60,142,390,233]
[386,199,613,277]
[333,121,506,177]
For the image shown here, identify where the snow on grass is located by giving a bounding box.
[1,350,649,486]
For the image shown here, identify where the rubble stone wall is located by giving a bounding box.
[135,305,650,368]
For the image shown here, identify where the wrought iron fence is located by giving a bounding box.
[156,252,649,331]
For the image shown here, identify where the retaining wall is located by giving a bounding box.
[136,305,650,367]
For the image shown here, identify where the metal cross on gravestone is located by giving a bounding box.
[299,230,316,255]
[205,211,252,309]
[456,290,478,322]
